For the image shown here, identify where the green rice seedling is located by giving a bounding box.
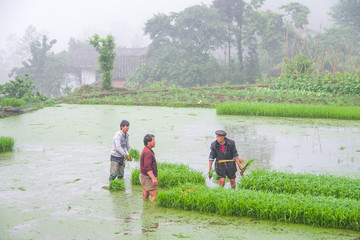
[0,98,25,107]
[131,168,141,185]
[109,179,125,191]
[157,184,360,231]
[239,169,360,200]
[129,148,140,162]
[216,102,360,120]
[131,162,205,188]
[240,158,255,177]
[0,136,15,153]
[211,172,229,182]
[243,159,255,171]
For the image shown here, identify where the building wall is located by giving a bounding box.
[81,69,96,85]
[113,80,126,88]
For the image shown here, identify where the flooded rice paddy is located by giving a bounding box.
[1,104,360,239]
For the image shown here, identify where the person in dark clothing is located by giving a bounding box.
[208,130,245,189]
[140,134,158,201]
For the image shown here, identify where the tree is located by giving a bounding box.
[256,10,285,76]
[1,25,43,83]
[0,74,34,99]
[213,0,265,70]
[329,0,360,37]
[279,2,310,29]
[0,74,45,101]
[145,5,227,56]
[254,3,309,78]
[315,26,358,73]
[10,35,69,97]
[244,33,261,83]
[89,34,116,90]
[6,25,43,68]
[136,4,227,87]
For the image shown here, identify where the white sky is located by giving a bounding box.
[0,0,337,52]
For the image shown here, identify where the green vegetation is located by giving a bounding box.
[272,56,360,95]
[239,169,360,200]
[2,2,358,102]
[131,162,205,188]
[57,84,360,109]
[0,136,15,153]
[0,98,25,107]
[89,34,116,90]
[109,179,125,191]
[241,158,255,176]
[216,102,360,120]
[157,168,360,230]
[0,75,47,117]
[129,148,140,162]
[213,56,360,120]
[9,35,68,98]
[243,159,255,171]
[157,184,360,231]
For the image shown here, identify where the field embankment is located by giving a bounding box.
[57,84,360,109]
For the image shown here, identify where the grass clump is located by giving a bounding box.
[0,136,15,153]
[157,184,360,231]
[239,169,360,200]
[129,148,140,162]
[109,179,125,191]
[131,162,205,188]
[217,102,360,120]
[0,98,25,107]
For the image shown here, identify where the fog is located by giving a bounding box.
[262,0,338,30]
[1,0,337,53]
[0,0,213,52]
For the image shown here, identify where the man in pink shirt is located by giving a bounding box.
[140,134,158,201]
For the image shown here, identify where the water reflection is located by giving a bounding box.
[226,124,275,169]
[109,185,142,236]
[141,202,159,238]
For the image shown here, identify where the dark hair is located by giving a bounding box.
[143,134,155,146]
[120,120,130,129]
